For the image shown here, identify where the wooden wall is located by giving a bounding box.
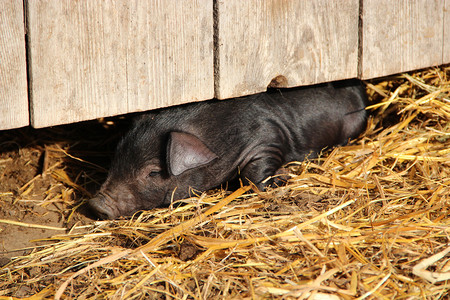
[0,0,449,130]
[214,0,359,99]
[0,2,28,130]
[27,0,214,128]
[360,0,446,78]
[443,0,450,64]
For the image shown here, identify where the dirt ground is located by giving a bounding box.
[0,117,132,262]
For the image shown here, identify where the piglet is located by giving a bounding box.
[88,80,367,219]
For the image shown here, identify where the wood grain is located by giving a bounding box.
[27,0,213,128]
[5,0,448,129]
[214,0,359,99]
[360,0,444,79]
[0,2,28,130]
[444,0,450,64]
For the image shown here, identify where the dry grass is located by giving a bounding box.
[1,66,449,299]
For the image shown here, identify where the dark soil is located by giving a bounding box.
[0,117,131,261]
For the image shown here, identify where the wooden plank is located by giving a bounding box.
[444,0,450,64]
[0,2,28,130]
[360,0,444,79]
[28,0,213,128]
[214,0,359,99]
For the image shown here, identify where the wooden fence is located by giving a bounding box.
[1,0,449,130]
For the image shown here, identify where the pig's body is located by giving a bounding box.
[89,80,368,219]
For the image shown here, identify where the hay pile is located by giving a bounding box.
[1,66,449,299]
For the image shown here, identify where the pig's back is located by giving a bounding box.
[146,80,367,165]
[241,80,367,162]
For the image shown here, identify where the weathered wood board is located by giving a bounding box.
[27,0,213,128]
[0,2,28,130]
[360,0,445,79]
[444,0,450,64]
[2,0,449,130]
[214,0,360,99]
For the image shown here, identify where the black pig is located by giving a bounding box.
[89,80,367,219]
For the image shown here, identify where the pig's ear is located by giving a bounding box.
[167,132,218,176]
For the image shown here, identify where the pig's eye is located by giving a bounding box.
[142,162,162,179]
[148,171,161,177]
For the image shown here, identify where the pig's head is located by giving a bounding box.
[88,129,218,220]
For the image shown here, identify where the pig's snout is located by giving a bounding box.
[88,195,119,220]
